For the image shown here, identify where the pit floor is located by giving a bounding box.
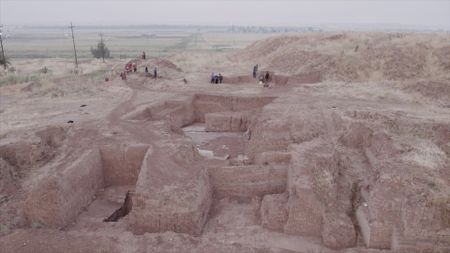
[66,185,134,232]
[182,123,249,159]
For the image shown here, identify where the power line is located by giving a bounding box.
[0,25,6,70]
[0,0,2,25]
[0,1,5,70]
[69,22,78,71]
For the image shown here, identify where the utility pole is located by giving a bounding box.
[69,22,78,70]
[0,25,6,70]
[99,33,105,63]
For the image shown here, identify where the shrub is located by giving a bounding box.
[91,39,110,59]
[39,66,50,74]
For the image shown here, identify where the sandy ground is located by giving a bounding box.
[0,32,449,253]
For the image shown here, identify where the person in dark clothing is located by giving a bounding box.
[218,73,223,84]
[211,72,215,84]
[133,63,137,73]
[253,64,258,78]
[145,66,148,73]
[142,51,146,60]
[120,72,127,80]
[265,71,270,82]
[215,75,219,84]
[153,67,157,78]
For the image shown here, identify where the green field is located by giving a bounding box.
[2,26,275,59]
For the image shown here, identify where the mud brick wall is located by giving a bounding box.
[128,169,212,236]
[193,94,274,122]
[23,149,104,228]
[208,165,287,198]
[205,111,250,132]
[100,144,149,187]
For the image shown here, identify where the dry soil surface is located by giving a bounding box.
[0,32,449,253]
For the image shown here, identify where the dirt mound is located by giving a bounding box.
[120,57,184,82]
[363,43,428,80]
[130,57,183,73]
[0,126,67,230]
[0,126,66,171]
[154,59,183,72]
[238,33,450,82]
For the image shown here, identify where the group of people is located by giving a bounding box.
[125,62,137,74]
[210,72,223,84]
[145,66,158,78]
[119,51,158,80]
[208,64,271,86]
[120,64,158,80]
[260,71,270,83]
[254,64,271,86]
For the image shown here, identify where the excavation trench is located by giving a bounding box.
[76,143,149,227]
[22,93,292,236]
[182,94,276,162]
[221,71,321,85]
[122,93,292,236]
[21,143,149,230]
[125,93,277,161]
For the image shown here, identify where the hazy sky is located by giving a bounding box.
[1,0,449,29]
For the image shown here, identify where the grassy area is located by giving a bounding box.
[2,26,276,59]
[0,72,47,87]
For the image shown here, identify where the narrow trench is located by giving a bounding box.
[104,190,133,222]
[349,182,363,245]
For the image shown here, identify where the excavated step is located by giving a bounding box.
[208,165,287,198]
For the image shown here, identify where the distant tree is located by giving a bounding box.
[90,37,110,61]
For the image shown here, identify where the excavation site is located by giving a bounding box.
[1,27,450,253]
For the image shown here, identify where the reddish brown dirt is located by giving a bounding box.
[1,32,450,253]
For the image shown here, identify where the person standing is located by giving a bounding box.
[218,73,223,84]
[153,66,157,79]
[211,72,215,84]
[142,51,146,60]
[253,64,259,78]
